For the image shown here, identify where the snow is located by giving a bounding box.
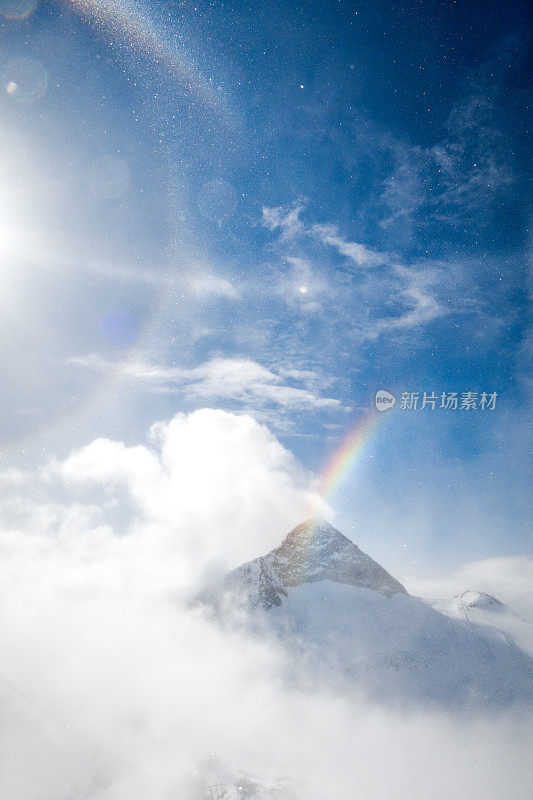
[201,520,533,710]
[209,519,406,610]
[264,580,533,708]
[428,592,533,659]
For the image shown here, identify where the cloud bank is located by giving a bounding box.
[0,410,531,799]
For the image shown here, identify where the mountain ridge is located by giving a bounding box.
[206,519,406,610]
[200,519,533,710]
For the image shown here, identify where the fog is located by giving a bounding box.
[1,410,531,799]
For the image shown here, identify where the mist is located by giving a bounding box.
[1,410,531,799]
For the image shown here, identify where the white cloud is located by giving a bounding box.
[60,408,316,569]
[310,223,385,268]
[187,272,238,299]
[379,69,516,231]
[262,202,305,240]
[405,555,533,615]
[379,144,425,229]
[261,202,443,339]
[70,355,344,412]
[0,411,532,799]
[392,285,440,328]
[262,203,385,268]
[363,282,442,339]
[0,467,27,486]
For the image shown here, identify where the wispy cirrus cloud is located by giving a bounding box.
[262,201,443,338]
[69,354,345,412]
[363,283,441,339]
[379,60,518,234]
[310,223,385,268]
[262,203,386,268]
[262,202,306,241]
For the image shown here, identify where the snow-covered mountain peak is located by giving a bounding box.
[429,590,509,622]
[269,519,406,597]
[199,520,533,709]
[279,518,352,551]
[204,520,406,611]
[456,590,505,611]
[271,519,357,576]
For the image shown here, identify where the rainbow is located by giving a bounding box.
[67,0,236,124]
[307,410,382,521]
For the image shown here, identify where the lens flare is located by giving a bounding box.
[0,0,39,20]
[2,57,48,104]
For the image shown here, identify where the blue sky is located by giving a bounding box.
[0,0,530,573]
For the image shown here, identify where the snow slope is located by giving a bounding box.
[429,591,533,659]
[266,580,533,708]
[202,520,533,710]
